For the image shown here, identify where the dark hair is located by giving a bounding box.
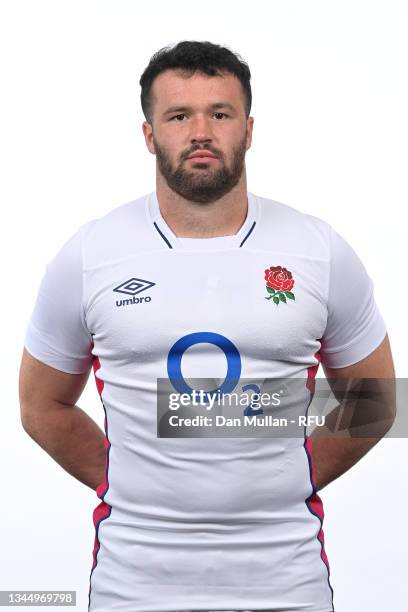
[139,40,252,124]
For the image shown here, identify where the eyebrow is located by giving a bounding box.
[162,102,236,116]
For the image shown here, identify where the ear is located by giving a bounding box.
[246,116,254,150]
[142,120,156,154]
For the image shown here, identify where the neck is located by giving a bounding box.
[155,172,249,239]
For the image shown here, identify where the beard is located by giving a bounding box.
[153,133,248,204]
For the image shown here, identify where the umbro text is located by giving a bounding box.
[116,296,152,307]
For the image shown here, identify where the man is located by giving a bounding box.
[19,40,395,612]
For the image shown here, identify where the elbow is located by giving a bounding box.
[375,400,397,438]
[19,399,38,435]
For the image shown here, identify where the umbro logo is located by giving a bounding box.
[113,277,156,296]
[113,277,155,307]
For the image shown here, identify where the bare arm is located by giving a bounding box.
[310,333,396,491]
[19,348,106,491]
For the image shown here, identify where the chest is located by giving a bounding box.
[84,250,329,372]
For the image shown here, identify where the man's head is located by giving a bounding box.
[140,41,254,204]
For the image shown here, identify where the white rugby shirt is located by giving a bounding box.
[24,191,387,612]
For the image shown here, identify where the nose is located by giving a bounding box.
[189,113,213,144]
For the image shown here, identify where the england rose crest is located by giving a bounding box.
[264,265,295,305]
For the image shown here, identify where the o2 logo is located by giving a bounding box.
[167,332,263,416]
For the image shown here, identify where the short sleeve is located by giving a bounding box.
[319,225,387,368]
[23,222,95,374]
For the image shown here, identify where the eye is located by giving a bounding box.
[213,112,228,119]
[170,114,187,121]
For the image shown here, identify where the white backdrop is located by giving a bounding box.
[1,1,407,611]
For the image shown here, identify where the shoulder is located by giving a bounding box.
[80,192,148,238]
[78,192,155,268]
[252,192,332,258]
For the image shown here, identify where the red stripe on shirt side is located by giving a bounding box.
[304,348,332,576]
[90,356,111,570]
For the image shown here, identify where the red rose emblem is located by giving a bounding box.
[264,265,295,291]
[264,265,296,305]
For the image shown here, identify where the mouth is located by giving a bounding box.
[186,151,218,161]
[186,155,218,163]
